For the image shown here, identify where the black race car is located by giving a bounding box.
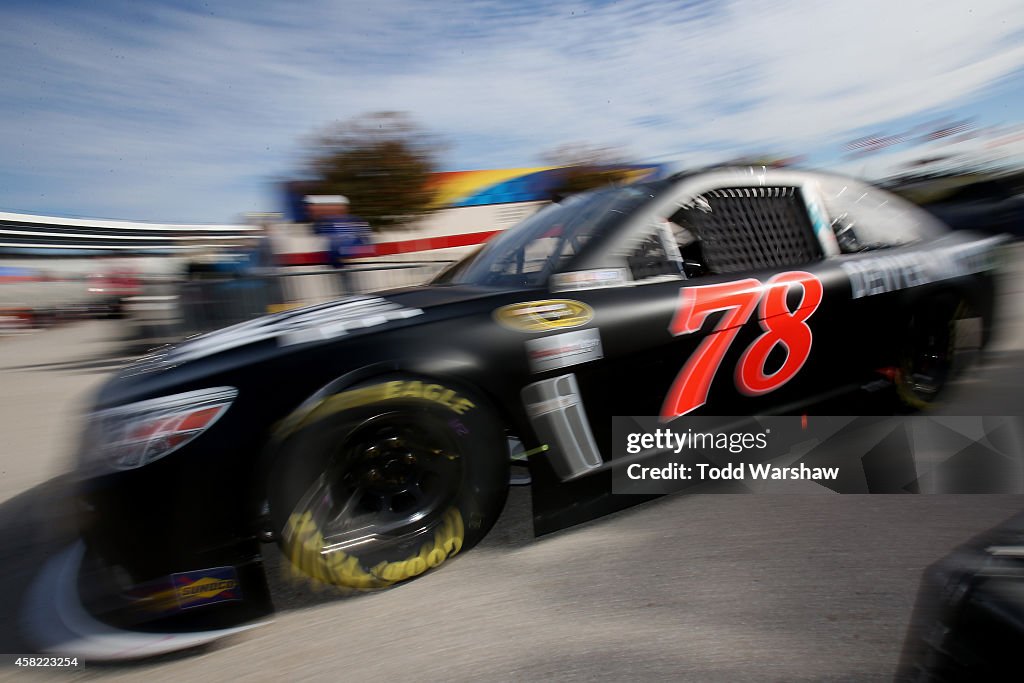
[898,510,1024,681]
[51,167,1007,650]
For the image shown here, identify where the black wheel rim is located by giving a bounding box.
[295,411,463,553]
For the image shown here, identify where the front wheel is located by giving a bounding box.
[268,376,509,591]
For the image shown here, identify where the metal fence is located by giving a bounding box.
[124,260,453,343]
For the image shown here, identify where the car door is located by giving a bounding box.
[529,177,863,466]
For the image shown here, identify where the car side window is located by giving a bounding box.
[661,213,710,278]
[817,177,947,253]
[667,186,823,275]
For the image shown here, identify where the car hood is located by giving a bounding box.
[162,294,427,365]
[97,284,517,407]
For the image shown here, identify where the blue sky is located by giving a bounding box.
[1,0,1023,223]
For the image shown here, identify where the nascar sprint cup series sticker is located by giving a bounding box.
[494,299,594,332]
[525,328,603,373]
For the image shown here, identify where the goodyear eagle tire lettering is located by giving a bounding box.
[282,507,466,590]
[270,375,507,592]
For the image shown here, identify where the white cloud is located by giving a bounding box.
[0,0,1022,221]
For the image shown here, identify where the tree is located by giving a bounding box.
[540,142,639,200]
[305,112,446,229]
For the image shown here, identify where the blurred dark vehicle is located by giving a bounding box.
[924,179,1024,237]
[66,167,1005,643]
[899,509,1024,681]
[890,175,1024,238]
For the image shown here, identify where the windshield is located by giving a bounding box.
[435,186,654,287]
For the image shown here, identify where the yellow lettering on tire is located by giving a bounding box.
[427,548,446,568]
[400,381,423,398]
[383,381,403,400]
[283,507,466,591]
[284,382,477,437]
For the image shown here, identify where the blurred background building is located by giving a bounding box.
[0,164,667,340]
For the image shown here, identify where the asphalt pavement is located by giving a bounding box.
[1,246,1023,681]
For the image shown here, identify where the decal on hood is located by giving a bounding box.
[145,297,423,366]
[494,299,594,332]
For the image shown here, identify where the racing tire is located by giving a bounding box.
[895,294,979,410]
[268,376,509,591]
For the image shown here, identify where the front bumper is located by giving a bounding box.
[68,321,288,640]
[23,542,270,661]
[73,461,275,633]
[74,533,274,634]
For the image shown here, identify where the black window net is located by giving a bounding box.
[678,186,823,274]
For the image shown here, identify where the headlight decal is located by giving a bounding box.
[83,387,237,471]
